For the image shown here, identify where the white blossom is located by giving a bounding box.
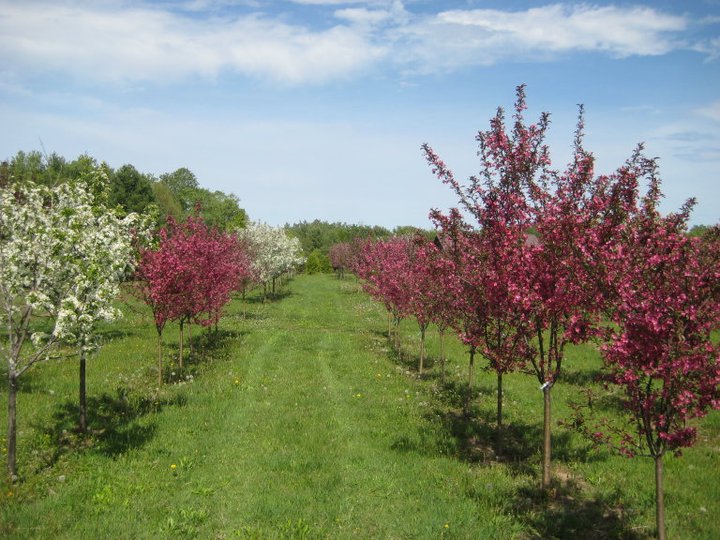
[1,168,151,372]
[237,221,305,284]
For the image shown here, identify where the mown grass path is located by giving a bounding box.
[193,275,524,538]
[1,274,718,538]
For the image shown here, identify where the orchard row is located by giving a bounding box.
[335,86,720,540]
[1,171,304,481]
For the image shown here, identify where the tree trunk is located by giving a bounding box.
[419,326,426,375]
[496,371,503,456]
[179,320,184,370]
[439,329,446,384]
[7,371,18,480]
[542,385,552,489]
[272,276,276,295]
[468,347,475,390]
[655,455,667,540]
[188,322,193,355]
[464,347,475,412]
[157,334,163,385]
[79,350,87,433]
[394,318,401,353]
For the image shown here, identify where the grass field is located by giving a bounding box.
[1,274,718,539]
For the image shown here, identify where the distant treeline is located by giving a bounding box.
[285,220,434,274]
[0,150,247,231]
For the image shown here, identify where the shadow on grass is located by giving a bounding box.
[35,387,187,467]
[161,328,247,382]
[227,309,267,322]
[96,328,136,342]
[510,478,646,540]
[244,289,294,304]
[392,392,604,479]
[424,408,544,475]
[371,329,442,378]
[433,378,494,410]
[561,368,603,387]
[188,328,245,357]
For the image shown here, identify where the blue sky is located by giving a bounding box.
[1,0,718,228]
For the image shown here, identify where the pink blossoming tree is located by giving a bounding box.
[597,163,720,540]
[137,214,246,382]
[424,85,635,484]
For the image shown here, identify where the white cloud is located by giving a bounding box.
[441,5,685,55]
[693,36,720,61]
[335,8,392,26]
[0,1,705,86]
[0,1,384,85]
[393,4,688,72]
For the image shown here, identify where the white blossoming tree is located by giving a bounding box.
[0,168,145,479]
[238,222,305,300]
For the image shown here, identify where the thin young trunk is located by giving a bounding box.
[188,322,193,355]
[387,312,392,340]
[157,333,163,385]
[7,371,18,480]
[179,320,185,370]
[439,329,446,383]
[468,347,475,390]
[496,371,503,456]
[465,347,476,411]
[542,385,552,489]
[272,276,276,295]
[79,350,87,433]
[394,318,401,354]
[419,326,426,375]
[655,455,666,540]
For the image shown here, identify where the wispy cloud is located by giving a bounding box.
[393,4,689,72]
[0,1,384,85]
[0,1,707,86]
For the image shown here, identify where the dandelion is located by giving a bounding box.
[444,523,449,529]
[170,464,177,470]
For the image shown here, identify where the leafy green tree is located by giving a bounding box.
[285,220,392,257]
[109,164,156,215]
[65,154,101,181]
[688,224,710,237]
[191,188,248,231]
[6,150,51,185]
[159,167,199,211]
[305,249,331,274]
[151,181,183,224]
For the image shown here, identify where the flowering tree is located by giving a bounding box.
[1,173,142,478]
[51,171,149,433]
[137,214,245,380]
[328,242,354,279]
[403,235,460,376]
[424,85,633,483]
[238,222,304,300]
[356,237,413,352]
[595,167,720,540]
